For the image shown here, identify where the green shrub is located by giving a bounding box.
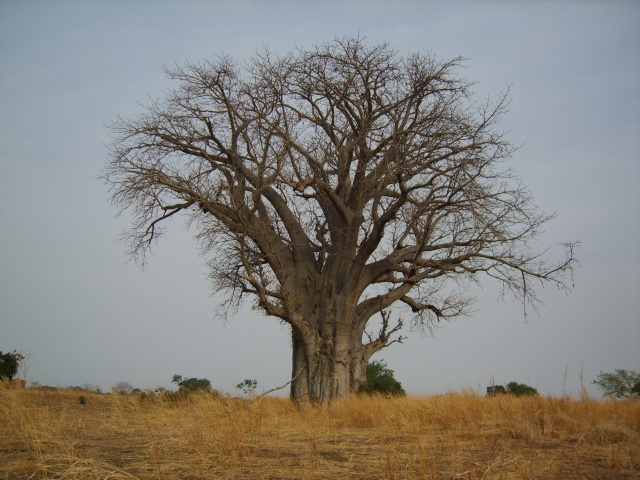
[487,385,507,396]
[487,381,538,397]
[359,360,405,396]
[506,381,539,396]
[171,375,212,393]
[0,351,24,381]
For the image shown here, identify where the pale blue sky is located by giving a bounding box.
[1,1,638,396]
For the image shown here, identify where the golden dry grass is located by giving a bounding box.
[1,384,639,479]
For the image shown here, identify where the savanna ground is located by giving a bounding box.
[1,384,638,479]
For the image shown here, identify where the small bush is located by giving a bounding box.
[359,360,405,396]
[506,382,539,396]
[487,382,538,397]
[0,351,24,381]
[487,385,507,396]
[172,375,212,393]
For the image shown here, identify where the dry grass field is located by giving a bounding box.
[1,384,639,479]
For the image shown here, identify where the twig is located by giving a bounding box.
[250,363,307,403]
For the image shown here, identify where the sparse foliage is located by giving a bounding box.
[69,384,102,394]
[103,37,578,404]
[237,379,258,396]
[0,351,24,381]
[593,369,640,399]
[111,381,134,395]
[359,360,405,396]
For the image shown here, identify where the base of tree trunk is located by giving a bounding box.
[289,328,368,405]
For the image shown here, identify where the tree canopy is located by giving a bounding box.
[593,370,640,399]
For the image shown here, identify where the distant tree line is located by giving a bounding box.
[16,349,638,402]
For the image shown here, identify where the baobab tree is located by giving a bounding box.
[103,38,577,405]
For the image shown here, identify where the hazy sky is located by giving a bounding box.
[1,1,638,397]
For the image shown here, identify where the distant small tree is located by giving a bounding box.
[172,374,212,393]
[111,381,134,395]
[359,360,405,396]
[593,370,640,399]
[0,351,24,381]
[487,382,538,397]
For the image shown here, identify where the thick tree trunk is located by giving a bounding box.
[289,325,369,405]
[290,328,310,401]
